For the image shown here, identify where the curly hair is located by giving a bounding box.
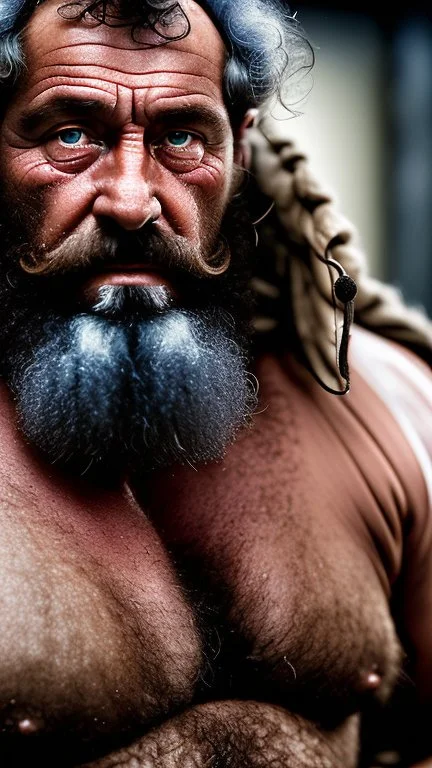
[0,0,313,120]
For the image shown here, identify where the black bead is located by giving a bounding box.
[334,275,358,303]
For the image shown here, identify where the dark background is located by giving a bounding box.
[296,1,429,28]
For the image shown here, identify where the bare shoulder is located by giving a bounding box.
[350,325,432,508]
[246,335,430,585]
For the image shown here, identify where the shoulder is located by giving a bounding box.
[258,328,432,506]
[349,326,432,509]
[254,340,429,514]
[255,332,431,545]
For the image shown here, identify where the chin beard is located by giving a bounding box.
[5,299,253,476]
[0,207,256,479]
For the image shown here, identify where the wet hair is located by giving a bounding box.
[0,0,313,120]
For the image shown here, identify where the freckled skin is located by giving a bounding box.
[0,2,432,767]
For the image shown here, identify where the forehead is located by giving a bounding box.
[19,0,226,107]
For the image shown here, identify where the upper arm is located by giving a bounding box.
[350,329,432,764]
[350,328,432,679]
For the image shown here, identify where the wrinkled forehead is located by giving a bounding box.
[22,0,227,92]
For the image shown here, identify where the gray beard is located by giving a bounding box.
[0,189,257,480]
[0,280,254,480]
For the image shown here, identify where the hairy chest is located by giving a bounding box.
[0,352,413,762]
[144,356,407,724]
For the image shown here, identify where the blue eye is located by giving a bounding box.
[58,129,84,145]
[166,131,192,147]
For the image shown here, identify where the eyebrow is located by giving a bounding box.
[148,105,228,134]
[18,98,114,134]
[18,98,229,137]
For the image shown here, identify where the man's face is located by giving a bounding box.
[0,0,255,476]
[1,0,235,257]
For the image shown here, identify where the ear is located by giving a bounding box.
[233,109,258,168]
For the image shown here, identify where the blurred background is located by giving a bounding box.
[285,1,432,316]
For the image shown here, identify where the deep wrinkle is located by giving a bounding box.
[0,1,256,478]
[18,98,229,142]
[0,2,430,767]
[1,0,234,251]
[18,98,118,134]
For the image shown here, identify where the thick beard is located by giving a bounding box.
[0,204,256,479]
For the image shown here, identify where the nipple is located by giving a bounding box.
[18,718,41,735]
[365,671,382,690]
[361,665,383,693]
[2,702,44,736]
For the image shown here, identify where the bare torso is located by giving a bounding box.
[0,328,430,767]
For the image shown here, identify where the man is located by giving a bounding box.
[0,0,431,766]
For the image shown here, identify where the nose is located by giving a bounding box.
[92,142,162,231]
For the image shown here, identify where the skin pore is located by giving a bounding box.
[0,2,427,767]
[0,1,242,760]
[0,0,236,267]
[0,0,256,476]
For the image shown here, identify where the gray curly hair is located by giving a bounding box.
[0,0,313,120]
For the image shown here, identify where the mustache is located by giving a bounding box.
[17,219,230,279]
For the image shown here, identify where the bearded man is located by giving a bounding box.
[0,1,431,766]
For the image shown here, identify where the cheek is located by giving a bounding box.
[0,141,57,186]
[0,138,234,248]
[157,155,232,243]
[38,176,98,242]
[0,144,97,242]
